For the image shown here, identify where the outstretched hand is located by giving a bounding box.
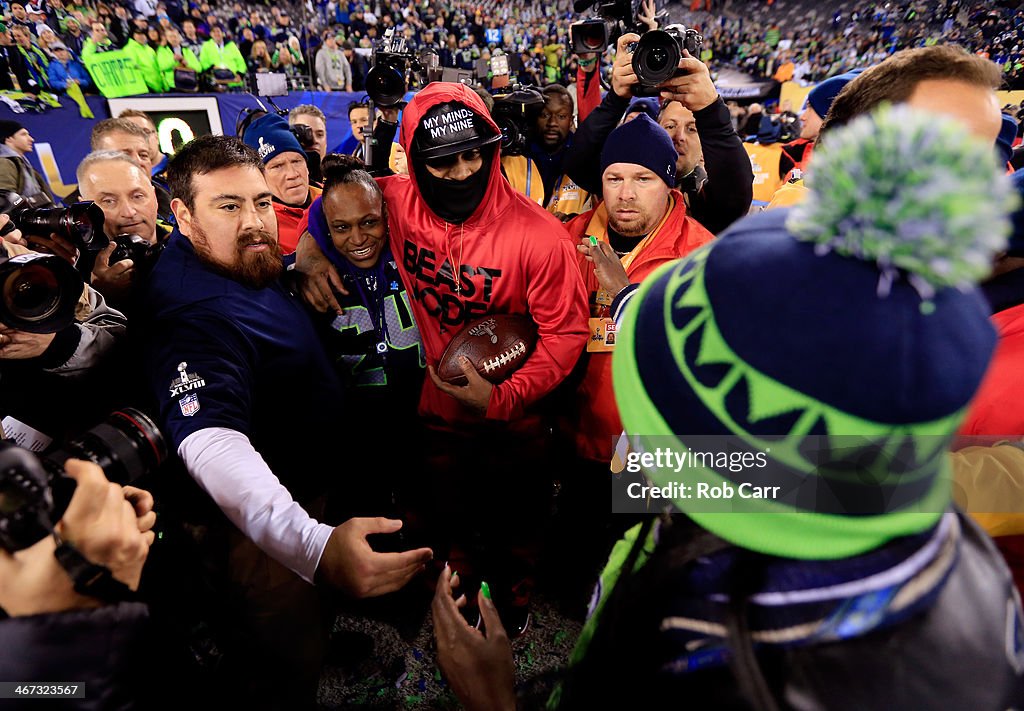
[432,565,516,711]
[317,517,433,597]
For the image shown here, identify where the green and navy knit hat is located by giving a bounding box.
[612,105,1017,560]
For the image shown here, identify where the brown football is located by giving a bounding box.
[437,314,538,385]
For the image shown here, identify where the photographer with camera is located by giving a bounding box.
[0,212,128,447]
[564,30,753,235]
[77,151,166,311]
[490,85,546,204]
[348,99,374,161]
[289,103,330,161]
[83,118,174,226]
[241,112,321,254]
[0,458,155,711]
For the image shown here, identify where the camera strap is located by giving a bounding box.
[52,531,135,603]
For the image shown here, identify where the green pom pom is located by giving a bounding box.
[786,104,1018,291]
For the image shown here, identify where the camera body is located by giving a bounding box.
[290,122,315,151]
[0,408,166,553]
[491,86,545,156]
[108,233,164,273]
[630,24,703,95]
[366,28,440,108]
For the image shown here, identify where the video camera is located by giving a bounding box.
[366,27,441,108]
[0,408,167,553]
[491,86,545,156]
[569,0,654,55]
[629,24,703,96]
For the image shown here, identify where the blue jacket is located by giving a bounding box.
[47,56,91,90]
[141,231,344,499]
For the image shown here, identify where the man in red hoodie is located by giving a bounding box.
[296,83,589,635]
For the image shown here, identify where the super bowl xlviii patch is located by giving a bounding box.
[169,361,206,397]
[179,393,200,417]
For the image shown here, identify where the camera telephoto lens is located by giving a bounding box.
[366,64,407,108]
[58,408,168,487]
[632,30,682,87]
[0,253,81,333]
[0,409,167,553]
[6,263,59,321]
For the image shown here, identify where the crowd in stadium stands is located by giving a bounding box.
[693,0,1024,88]
[6,0,1024,97]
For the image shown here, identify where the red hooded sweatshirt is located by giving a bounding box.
[382,83,588,426]
[566,193,714,461]
[959,302,1024,598]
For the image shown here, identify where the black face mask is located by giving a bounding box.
[413,147,494,224]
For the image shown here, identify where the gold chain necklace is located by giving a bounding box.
[447,223,465,294]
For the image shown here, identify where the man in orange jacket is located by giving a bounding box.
[567,114,714,465]
[553,115,714,598]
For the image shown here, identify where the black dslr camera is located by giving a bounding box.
[0,408,167,553]
[0,190,107,275]
[109,233,165,274]
[288,122,322,184]
[366,27,440,108]
[290,122,315,151]
[491,86,545,156]
[0,191,106,253]
[629,24,703,96]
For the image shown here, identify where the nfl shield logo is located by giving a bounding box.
[179,393,200,417]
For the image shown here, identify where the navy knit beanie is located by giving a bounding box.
[600,114,677,187]
[242,113,304,165]
[806,69,863,119]
[626,97,660,121]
